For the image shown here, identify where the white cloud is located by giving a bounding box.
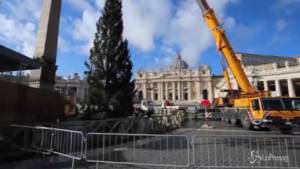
[73,10,99,42]
[275,19,287,32]
[2,0,42,22]
[162,0,239,66]
[0,0,239,66]
[95,0,105,10]
[64,0,94,12]
[0,13,37,56]
[267,19,288,48]
[70,0,102,54]
[58,36,71,53]
[123,0,173,52]
[277,0,300,7]
[272,0,300,15]
[0,0,43,57]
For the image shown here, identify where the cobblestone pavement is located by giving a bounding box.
[1,120,300,169]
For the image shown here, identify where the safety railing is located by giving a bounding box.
[192,135,300,169]
[47,127,84,160]
[85,133,190,168]
[10,124,52,154]
[10,125,84,168]
[10,124,300,169]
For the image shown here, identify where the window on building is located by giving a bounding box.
[257,81,264,91]
[168,93,173,100]
[69,87,77,96]
[184,93,188,100]
[61,87,67,95]
[175,95,178,100]
[154,93,158,100]
[268,81,275,91]
[280,80,289,96]
[138,91,143,101]
[202,89,208,99]
[55,87,60,92]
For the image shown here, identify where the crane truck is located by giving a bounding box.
[213,69,239,107]
[196,0,300,130]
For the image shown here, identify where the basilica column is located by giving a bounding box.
[177,81,181,100]
[142,83,147,99]
[196,81,201,100]
[165,82,168,100]
[172,82,176,101]
[150,83,154,100]
[188,81,192,100]
[263,81,269,91]
[158,82,162,101]
[275,79,282,96]
[207,80,213,102]
[287,78,296,97]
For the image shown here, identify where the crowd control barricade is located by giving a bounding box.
[47,127,84,168]
[10,125,84,168]
[85,133,190,168]
[192,135,300,169]
[10,124,52,154]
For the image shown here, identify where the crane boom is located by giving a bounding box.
[223,69,232,90]
[196,0,256,94]
[196,0,300,131]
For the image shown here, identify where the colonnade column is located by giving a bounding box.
[275,79,282,96]
[287,78,296,97]
[150,83,154,100]
[188,81,192,100]
[263,81,269,91]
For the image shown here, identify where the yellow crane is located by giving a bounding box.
[223,69,232,90]
[196,0,300,130]
[213,66,236,107]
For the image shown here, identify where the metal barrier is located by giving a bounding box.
[192,135,300,168]
[10,124,300,169]
[10,125,84,168]
[85,133,190,168]
[10,125,52,154]
[47,127,84,160]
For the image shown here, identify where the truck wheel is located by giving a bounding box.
[235,119,241,126]
[227,118,232,124]
[230,118,236,125]
[241,113,253,130]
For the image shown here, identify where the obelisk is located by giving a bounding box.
[30,0,61,90]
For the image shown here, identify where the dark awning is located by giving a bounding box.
[0,45,40,72]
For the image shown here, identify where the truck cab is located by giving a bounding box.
[243,97,300,129]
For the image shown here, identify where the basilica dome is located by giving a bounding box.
[170,53,189,70]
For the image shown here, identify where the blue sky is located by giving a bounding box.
[0,0,300,78]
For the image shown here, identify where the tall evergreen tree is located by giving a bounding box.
[85,0,134,118]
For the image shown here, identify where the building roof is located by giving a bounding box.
[237,52,297,66]
[0,45,40,72]
[170,53,189,70]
